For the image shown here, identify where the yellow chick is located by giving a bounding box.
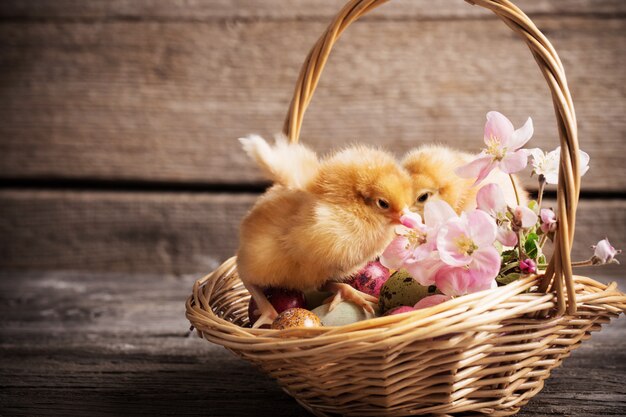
[237,136,413,327]
[402,145,527,214]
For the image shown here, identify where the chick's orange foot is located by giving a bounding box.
[323,282,378,314]
[245,283,279,328]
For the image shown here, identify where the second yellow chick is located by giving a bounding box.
[402,145,527,214]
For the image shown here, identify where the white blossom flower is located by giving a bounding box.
[528,147,589,185]
[591,238,621,265]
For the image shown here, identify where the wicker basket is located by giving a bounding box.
[186,1,626,415]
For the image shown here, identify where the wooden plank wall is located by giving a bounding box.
[0,0,624,276]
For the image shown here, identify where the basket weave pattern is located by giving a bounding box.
[187,1,626,415]
[188,258,625,416]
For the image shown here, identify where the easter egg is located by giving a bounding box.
[271,308,321,330]
[248,287,306,326]
[378,270,438,314]
[311,301,378,326]
[350,261,390,297]
[384,306,417,316]
[414,294,451,310]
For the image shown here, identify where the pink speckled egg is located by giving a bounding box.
[351,261,390,297]
[271,308,321,330]
[414,294,451,310]
[384,306,417,316]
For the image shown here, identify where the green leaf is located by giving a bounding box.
[524,232,539,259]
[528,200,540,214]
[497,273,522,285]
[502,249,518,263]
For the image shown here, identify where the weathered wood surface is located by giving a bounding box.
[1,0,625,21]
[0,270,624,416]
[1,17,624,190]
[1,190,624,277]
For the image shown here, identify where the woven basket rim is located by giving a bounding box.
[186,257,626,347]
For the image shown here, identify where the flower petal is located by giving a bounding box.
[476,183,507,217]
[528,147,545,172]
[544,171,559,184]
[435,265,472,296]
[485,111,515,147]
[468,247,501,288]
[515,205,538,228]
[578,149,590,177]
[437,218,473,267]
[466,210,497,248]
[499,149,528,174]
[509,117,534,150]
[400,210,422,229]
[520,259,537,275]
[404,257,442,286]
[455,155,494,183]
[593,238,620,264]
[414,294,451,310]
[380,236,411,270]
[541,147,561,184]
[475,159,498,185]
[497,226,518,247]
[424,200,457,228]
[528,147,544,162]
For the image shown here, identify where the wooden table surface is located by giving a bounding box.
[2,270,625,417]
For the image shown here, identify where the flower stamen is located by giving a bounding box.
[485,135,506,160]
[455,235,478,256]
[406,229,428,249]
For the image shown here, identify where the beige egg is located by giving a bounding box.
[312,301,379,326]
[271,308,321,330]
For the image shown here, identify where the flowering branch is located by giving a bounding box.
[380,111,619,298]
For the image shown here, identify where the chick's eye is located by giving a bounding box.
[376,199,390,210]
[417,192,431,203]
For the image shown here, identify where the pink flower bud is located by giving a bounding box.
[540,208,557,234]
[514,206,538,229]
[400,210,422,229]
[519,259,537,275]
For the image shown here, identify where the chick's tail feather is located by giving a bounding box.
[239,134,319,189]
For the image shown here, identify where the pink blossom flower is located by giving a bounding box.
[540,208,557,234]
[435,210,501,295]
[437,210,497,266]
[414,294,451,310]
[380,201,456,285]
[520,259,537,275]
[456,111,533,184]
[591,238,621,265]
[528,147,590,185]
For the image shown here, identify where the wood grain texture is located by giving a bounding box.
[0,0,625,21]
[1,189,624,276]
[0,190,256,274]
[0,270,624,416]
[0,17,624,190]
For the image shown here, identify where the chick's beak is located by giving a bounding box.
[391,206,412,225]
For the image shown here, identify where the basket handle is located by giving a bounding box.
[282,0,581,315]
